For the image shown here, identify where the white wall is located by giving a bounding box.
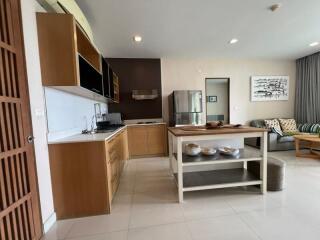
[20,0,55,229]
[45,88,108,141]
[161,58,296,124]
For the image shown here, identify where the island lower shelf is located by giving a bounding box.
[174,168,262,192]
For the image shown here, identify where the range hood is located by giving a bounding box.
[132,89,159,100]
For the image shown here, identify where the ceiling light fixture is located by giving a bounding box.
[309,42,319,47]
[133,35,142,42]
[229,38,238,44]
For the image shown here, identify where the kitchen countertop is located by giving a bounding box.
[48,126,127,144]
[126,122,166,127]
[48,122,167,144]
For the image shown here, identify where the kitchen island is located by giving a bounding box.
[168,126,268,203]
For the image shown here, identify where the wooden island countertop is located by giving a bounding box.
[168,126,267,137]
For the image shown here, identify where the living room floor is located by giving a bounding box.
[43,151,320,240]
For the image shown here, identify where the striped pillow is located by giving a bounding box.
[271,127,283,136]
[298,123,320,133]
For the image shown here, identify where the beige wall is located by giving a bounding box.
[161,58,296,124]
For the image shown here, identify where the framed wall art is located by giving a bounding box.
[251,76,289,101]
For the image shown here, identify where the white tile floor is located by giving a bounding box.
[43,150,320,240]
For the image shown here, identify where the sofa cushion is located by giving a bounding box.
[279,118,298,133]
[283,131,300,136]
[278,136,295,143]
[264,119,283,135]
[298,123,320,133]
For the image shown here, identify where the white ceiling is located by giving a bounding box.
[76,0,320,60]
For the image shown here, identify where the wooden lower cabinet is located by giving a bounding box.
[49,128,128,219]
[127,126,148,156]
[128,124,168,158]
[105,129,128,202]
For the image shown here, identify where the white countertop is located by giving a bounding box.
[48,126,127,144]
[48,122,167,144]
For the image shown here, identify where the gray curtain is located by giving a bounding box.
[295,52,320,123]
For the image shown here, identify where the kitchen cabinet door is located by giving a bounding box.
[102,57,111,98]
[128,126,148,156]
[147,125,167,155]
[49,141,110,219]
[79,54,103,95]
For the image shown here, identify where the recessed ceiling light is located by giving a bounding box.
[229,38,238,44]
[309,42,319,47]
[270,4,281,12]
[133,35,142,42]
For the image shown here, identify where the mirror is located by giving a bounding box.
[205,78,230,124]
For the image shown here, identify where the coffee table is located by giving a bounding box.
[294,135,320,159]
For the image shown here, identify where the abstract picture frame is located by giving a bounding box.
[251,76,289,101]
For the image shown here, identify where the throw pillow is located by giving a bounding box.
[298,123,320,133]
[264,119,283,135]
[271,127,283,136]
[279,118,298,133]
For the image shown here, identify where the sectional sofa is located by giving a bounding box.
[245,119,319,151]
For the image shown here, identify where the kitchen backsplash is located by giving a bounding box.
[44,87,108,141]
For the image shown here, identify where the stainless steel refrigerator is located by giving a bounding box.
[168,90,203,126]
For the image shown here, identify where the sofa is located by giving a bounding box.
[245,119,320,151]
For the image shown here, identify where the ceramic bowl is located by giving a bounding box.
[218,147,240,156]
[185,143,201,156]
[201,147,217,156]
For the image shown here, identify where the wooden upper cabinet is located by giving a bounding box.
[37,13,79,86]
[76,26,101,72]
[113,73,120,103]
[36,13,105,100]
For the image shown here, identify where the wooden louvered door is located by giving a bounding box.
[0,0,42,240]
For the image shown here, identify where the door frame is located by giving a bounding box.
[205,77,231,124]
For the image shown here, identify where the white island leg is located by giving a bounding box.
[177,137,183,203]
[168,132,173,173]
[260,132,268,194]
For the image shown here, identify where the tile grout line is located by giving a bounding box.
[64,230,128,240]
[237,213,264,240]
[62,221,77,240]
[127,159,137,237]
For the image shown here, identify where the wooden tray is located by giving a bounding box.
[181,125,242,131]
